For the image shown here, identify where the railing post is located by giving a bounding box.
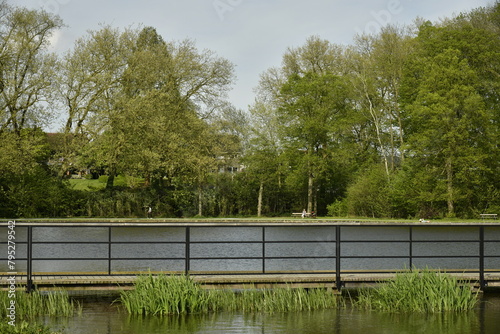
[336,225,341,290]
[262,226,266,274]
[185,227,190,275]
[479,226,485,290]
[108,226,112,276]
[26,225,33,293]
[409,225,413,270]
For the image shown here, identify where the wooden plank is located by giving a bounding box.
[2,273,500,290]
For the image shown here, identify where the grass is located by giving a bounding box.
[68,178,106,191]
[118,274,343,315]
[0,289,82,319]
[68,175,146,191]
[355,268,480,313]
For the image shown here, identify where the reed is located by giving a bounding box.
[0,321,63,334]
[119,274,342,315]
[0,289,82,319]
[355,269,479,313]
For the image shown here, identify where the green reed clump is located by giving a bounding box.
[0,289,81,319]
[119,274,219,315]
[236,286,342,313]
[119,274,342,315]
[355,269,479,313]
[0,321,63,334]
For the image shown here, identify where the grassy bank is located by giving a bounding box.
[118,274,342,315]
[355,269,480,313]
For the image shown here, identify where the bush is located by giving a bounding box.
[327,199,348,217]
[344,165,391,218]
[0,167,87,218]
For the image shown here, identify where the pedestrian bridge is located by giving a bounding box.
[1,219,500,291]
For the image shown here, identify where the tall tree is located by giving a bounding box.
[349,25,414,174]
[58,25,135,180]
[255,36,352,214]
[0,5,63,134]
[402,47,492,217]
[399,16,500,217]
[278,71,349,213]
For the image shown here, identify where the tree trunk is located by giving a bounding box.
[257,181,264,217]
[307,171,314,213]
[106,165,115,189]
[446,157,454,217]
[198,184,203,217]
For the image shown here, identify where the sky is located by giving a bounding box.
[11,0,494,130]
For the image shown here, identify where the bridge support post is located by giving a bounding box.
[479,226,486,290]
[336,225,342,290]
[26,226,33,293]
[185,227,190,275]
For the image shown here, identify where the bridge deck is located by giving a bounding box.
[2,272,500,291]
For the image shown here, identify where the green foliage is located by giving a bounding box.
[0,289,81,320]
[327,199,348,217]
[2,2,500,219]
[0,322,62,334]
[119,274,342,315]
[355,269,479,313]
[343,165,391,218]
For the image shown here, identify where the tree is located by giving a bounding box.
[245,101,285,216]
[278,71,349,213]
[59,26,236,193]
[402,47,492,217]
[254,36,354,214]
[0,5,63,134]
[349,25,415,175]
[58,25,135,180]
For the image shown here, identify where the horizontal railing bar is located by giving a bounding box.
[10,239,500,244]
[24,241,186,245]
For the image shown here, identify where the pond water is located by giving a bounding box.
[42,292,500,334]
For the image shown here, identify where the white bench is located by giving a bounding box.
[480,213,498,219]
[292,212,311,217]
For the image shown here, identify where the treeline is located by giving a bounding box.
[1,1,500,218]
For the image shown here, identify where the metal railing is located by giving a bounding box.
[2,221,500,291]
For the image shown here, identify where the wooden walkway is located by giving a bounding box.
[2,272,500,291]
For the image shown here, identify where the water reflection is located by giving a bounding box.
[44,293,500,334]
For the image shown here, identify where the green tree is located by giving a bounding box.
[278,71,350,213]
[402,47,492,217]
[245,101,286,216]
[0,5,63,134]
[349,25,415,174]
[255,36,354,214]
[58,25,135,181]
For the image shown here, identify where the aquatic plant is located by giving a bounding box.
[355,269,480,313]
[119,274,342,315]
[0,288,81,319]
[0,321,63,334]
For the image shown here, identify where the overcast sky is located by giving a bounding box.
[12,0,494,129]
